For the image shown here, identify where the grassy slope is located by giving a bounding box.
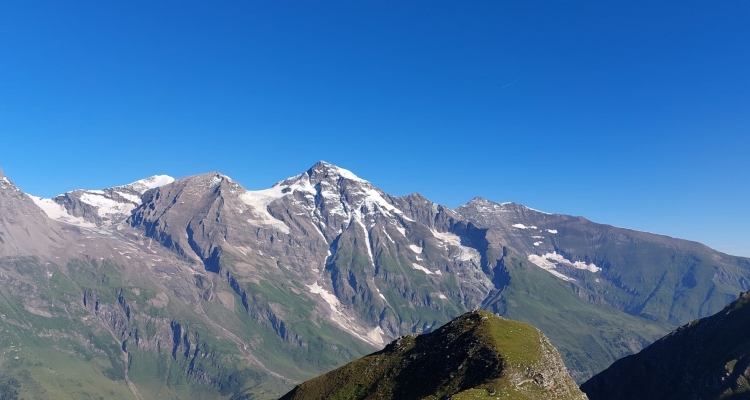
[280,310,585,400]
[0,287,134,400]
[0,256,290,400]
[485,252,673,382]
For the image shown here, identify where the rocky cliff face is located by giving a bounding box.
[0,172,73,257]
[281,310,587,400]
[582,291,750,400]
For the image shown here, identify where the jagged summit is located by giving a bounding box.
[270,160,369,190]
[0,175,18,192]
[305,160,366,184]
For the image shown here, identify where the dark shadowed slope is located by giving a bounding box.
[582,291,750,400]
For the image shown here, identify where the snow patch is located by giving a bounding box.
[79,192,134,217]
[438,294,447,300]
[307,282,385,346]
[430,229,479,262]
[527,254,577,282]
[240,188,291,234]
[353,209,375,268]
[533,242,542,246]
[383,228,395,244]
[512,223,529,229]
[527,251,601,282]
[312,163,367,184]
[546,229,558,234]
[522,205,551,215]
[115,191,142,204]
[362,187,404,216]
[208,175,222,187]
[126,175,175,194]
[572,260,601,272]
[411,263,434,275]
[409,244,423,254]
[28,195,97,228]
[308,282,341,310]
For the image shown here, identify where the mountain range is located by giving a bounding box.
[1,161,748,399]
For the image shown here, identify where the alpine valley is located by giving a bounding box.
[0,161,748,399]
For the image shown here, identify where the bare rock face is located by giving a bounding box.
[0,172,70,257]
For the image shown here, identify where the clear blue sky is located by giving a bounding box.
[1,1,748,257]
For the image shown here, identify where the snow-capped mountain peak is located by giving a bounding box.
[306,160,367,185]
[119,174,175,194]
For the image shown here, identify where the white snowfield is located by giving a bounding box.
[126,175,175,193]
[80,192,133,218]
[240,186,291,234]
[27,175,175,228]
[430,229,479,262]
[512,223,538,230]
[27,195,97,228]
[527,251,601,282]
[115,191,142,204]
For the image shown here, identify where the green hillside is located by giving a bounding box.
[281,310,586,400]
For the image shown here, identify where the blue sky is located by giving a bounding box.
[1,1,748,257]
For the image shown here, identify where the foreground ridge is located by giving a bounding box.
[582,291,750,400]
[281,310,587,400]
